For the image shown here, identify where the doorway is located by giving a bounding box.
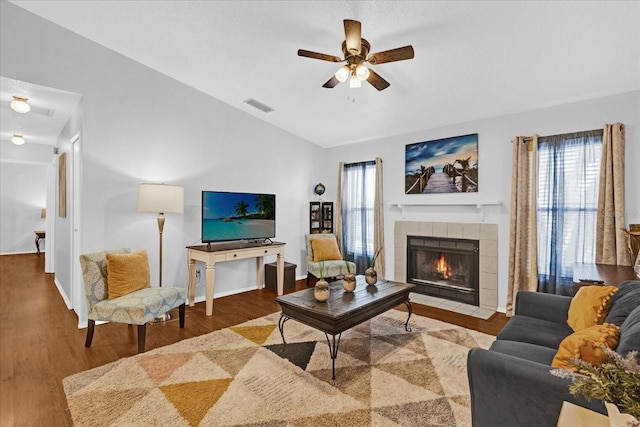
[71,134,83,324]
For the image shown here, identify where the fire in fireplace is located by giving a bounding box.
[407,235,479,306]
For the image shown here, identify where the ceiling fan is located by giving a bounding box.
[297,19,414,91]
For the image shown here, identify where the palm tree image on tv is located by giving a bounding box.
[202,191,276,242]
[255,194,275,219]
[235,200,249,218]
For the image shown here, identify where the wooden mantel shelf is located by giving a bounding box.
[389,201,503,220]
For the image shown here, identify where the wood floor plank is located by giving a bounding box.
[0,253,507,425]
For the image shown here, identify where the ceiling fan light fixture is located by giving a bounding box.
[335,65,350,83]
[355,64,370,81]
[349,74,362,88]
[11,134,25,145]
[10,96,31,113]
[298,19,413,91]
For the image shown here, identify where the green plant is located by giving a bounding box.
[370,247,383,268]
[341,249,352,274]
[551,348,640,419]
[319,261,325,280]
[344,259,352,274]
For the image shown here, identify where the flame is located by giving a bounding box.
[435,253,451,279]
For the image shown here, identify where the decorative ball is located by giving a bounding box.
[314,183,326,196]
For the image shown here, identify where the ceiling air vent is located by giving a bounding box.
[244,98,274,113]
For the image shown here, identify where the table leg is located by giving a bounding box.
[256,256,264,290]
[205,263,215,316]
[187,258,196,307]
[404,301,413,332]
[324,332,342,380]
[278,314,290,344]
[276,251,285,296]
[35,236,41,256]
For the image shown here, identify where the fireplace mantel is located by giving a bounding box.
[390,202,502,220]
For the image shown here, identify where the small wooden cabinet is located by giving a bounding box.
[309,201,333,234]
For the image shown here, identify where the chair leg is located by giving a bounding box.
[179,303,185,328]
[85,319,95,347]
[307,272,318,287]
[137,324,146,353]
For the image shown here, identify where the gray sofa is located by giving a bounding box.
[467,280,640,427]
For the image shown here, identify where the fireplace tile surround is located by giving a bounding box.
[395,221,498,319]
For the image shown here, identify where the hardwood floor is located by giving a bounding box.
[0,253,507,426]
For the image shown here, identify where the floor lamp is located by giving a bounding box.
[138,183,184,320]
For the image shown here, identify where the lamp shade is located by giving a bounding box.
[138,183,184,213]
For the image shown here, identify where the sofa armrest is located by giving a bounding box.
[515,291,572,324]
[467,347,605,427]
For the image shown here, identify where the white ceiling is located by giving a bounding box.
[7,0,640,148]
[0,76,82,147]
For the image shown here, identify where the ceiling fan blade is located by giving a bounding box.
[367,45,415,65]
[366,69,390,91]
[344,19,362,55]
[322,75,340,88]
[298,49,342,62]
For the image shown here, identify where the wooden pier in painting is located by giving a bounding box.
[422,172,458,193]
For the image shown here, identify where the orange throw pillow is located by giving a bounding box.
[551,323,620,371]
[311,237,342,262]
[106,249,151,299]
[567,285,617,332]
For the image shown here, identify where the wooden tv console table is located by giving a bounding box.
[187,241,286,316]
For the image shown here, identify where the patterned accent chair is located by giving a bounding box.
[305,234,356,286]
[79,248,186,353]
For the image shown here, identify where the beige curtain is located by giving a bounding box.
[335,162,345,251]
[596,123,630,266]
[374,157,385,279]
[507,136,539,316]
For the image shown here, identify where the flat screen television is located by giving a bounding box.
[201,191,276,243]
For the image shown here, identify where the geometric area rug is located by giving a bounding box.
[63,310,495,426]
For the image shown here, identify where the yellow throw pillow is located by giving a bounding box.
[567,285,617,332]
[551,323,620,371]
[311,237,342,262]
[106,249,151,299]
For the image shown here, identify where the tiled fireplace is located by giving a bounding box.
[395,221,498,319]
[407,235,480,305]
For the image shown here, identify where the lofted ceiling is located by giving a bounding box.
[6,0,640,148]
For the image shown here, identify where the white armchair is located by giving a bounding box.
[305,234,356,286]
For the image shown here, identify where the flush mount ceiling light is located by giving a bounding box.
[11,134,25,145]
[10,96,31,113]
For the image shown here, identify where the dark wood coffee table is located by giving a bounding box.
[275,276,415,379]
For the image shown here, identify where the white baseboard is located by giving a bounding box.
[54,277,72,309]
[188,284,271,305]
[0,250,39,256]
[77,319,108,330]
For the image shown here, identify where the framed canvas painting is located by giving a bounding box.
[405,133,478,194]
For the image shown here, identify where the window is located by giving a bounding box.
[341,161,376,273]
[537,129,603,295]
